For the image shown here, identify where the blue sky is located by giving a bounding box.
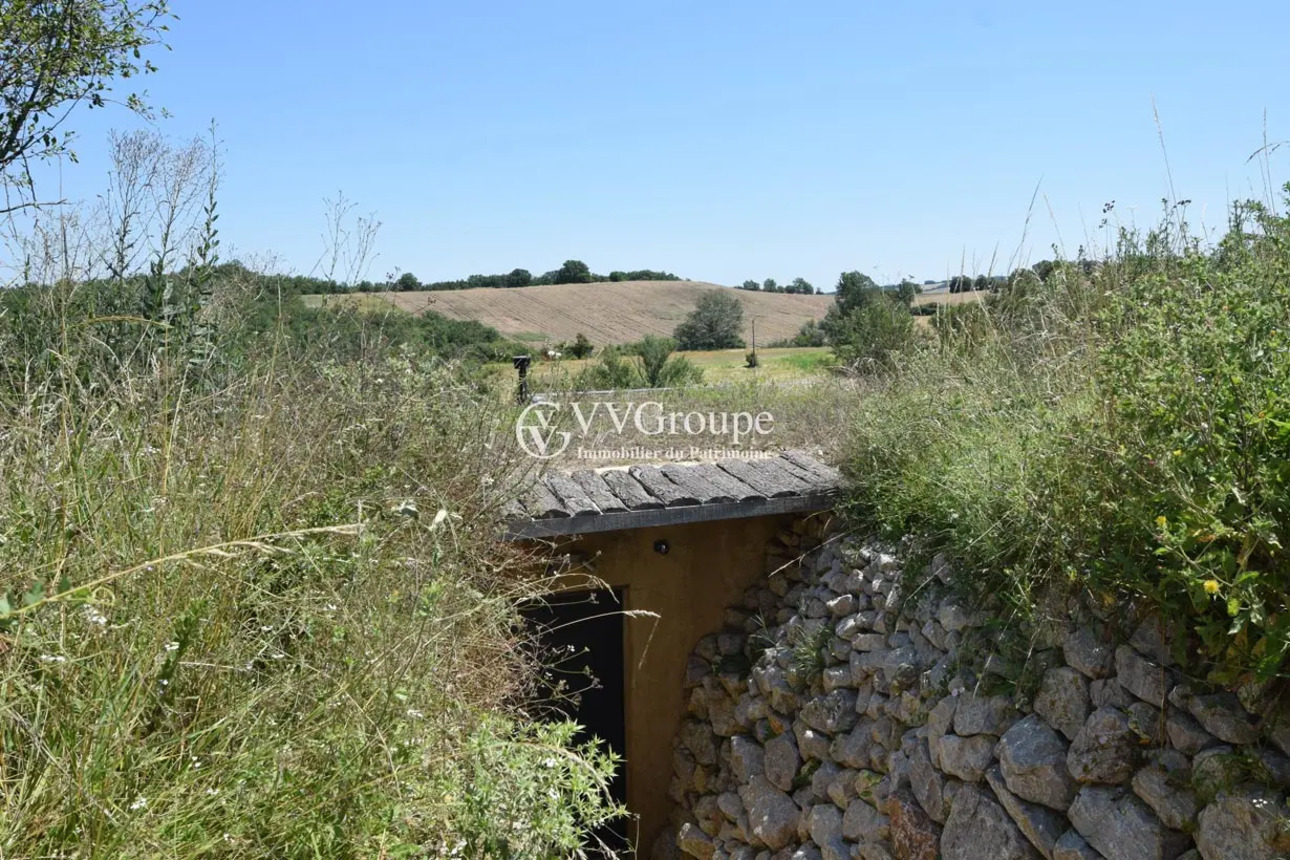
[33,0,1290,290]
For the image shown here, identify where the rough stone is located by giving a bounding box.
[738,776,802,851]
[853,633,889,652]
[821,665,852,693]
[826,767,859,809]
[835,614,865,640]
[1035,668,1092,742]
[909,738,947,822]
[810,760,842,805]
[682,719,720,766]
[998,714,1078,810]
[939,602,973,634]
[1195,787,1289,860]
[764,733,801,793]
[710,690,742,737]
[718,791,746,822]
[1130,752,1197,831]
[796,726,831,762]
[807,804,847,860]
[1125,701,1164,745]
[842,798,889,842]
[941,783,1041,860]
[830,724,873,770]
[1127,617,1176,667]
[1252,747,1290,788]
[927,697,958,769]
[1187,693,1260,745]
[1067,785,1191,860]
[730,735,766,783]
[1115,646,1169,708]
[987,766,1068,858]
[1090,678,1135,710]
[1052,829,1104,860]
[826,594,858,618]
[1165,711,1216,756]
[1064,627,1115,679]
[735,695,768,729]
[938,733,996,783]
[1270,717,1290,759]
[677,821,717,859]
[954,692,1018,737]
[801,690,859,735]
[1192,746,1245,803]
[695,794,724,836]
[1067,708,1138,785]
[881,789,941,860]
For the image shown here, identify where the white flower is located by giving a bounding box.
[38,654,67,663]
[164,641,180,652]
[129,796,147,811]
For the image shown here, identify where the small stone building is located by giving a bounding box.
[506,452,842,853]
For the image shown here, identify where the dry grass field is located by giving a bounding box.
[912,288,985,307]
[343,281,833,346]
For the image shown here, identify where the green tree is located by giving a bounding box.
[554,259,593,284]
[673,290,745,350]
[829,294,916,371]
[762,278,778,292]
[0,0,172,202]
[828,271,880,317]
[394,272,420,291]
[567,332,594,358]
[505,268,532,288]
[896,280,921,307]
[740,279,760,291]
[790,319,826,347]
[788,277,814,294]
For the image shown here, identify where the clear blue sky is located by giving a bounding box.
[38,0,1290,290]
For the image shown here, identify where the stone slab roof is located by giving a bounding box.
[504,451,842,539]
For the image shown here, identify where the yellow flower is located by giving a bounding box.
[1155,515,1168,529]
[1172,449,1183,457]
[1203,579,1220,595]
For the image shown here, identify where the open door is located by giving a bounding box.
[522,588,629,854]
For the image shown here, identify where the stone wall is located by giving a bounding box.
[658,527,1290,860]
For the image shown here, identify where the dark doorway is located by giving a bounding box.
[522,588,628,854]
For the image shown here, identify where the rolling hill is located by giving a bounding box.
[353,280,834,346]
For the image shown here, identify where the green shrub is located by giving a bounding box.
[578,335,703,389]
[0,336,623,855]
[843,188,1290,684]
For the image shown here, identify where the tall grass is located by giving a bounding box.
[843,187,1290,687]
[0,291,623,854]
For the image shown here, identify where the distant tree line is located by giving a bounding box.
[737,277,821,295]
[302,259,684,295]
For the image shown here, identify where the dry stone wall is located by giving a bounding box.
[658,523,1290,860]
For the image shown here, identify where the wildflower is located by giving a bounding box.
[1203,579,1220,595]
[129,796,147,811]
[1155,515,1168,529]
[165,641,180,652]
